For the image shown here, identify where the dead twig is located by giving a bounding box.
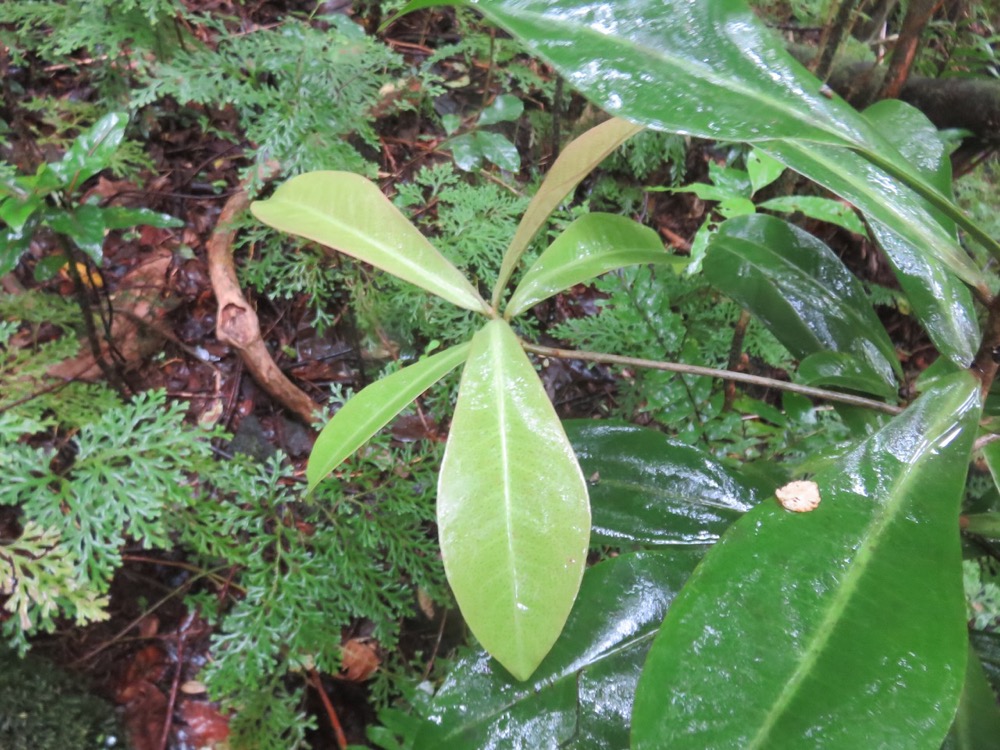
[206,162,322,424]
[308,668,348,750]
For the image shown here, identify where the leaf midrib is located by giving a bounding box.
[759,142,980,286]
[494,6,851,146]
[745,386,970,748]
[273,201,481,308]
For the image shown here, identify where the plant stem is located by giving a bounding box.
[522,343,903,415]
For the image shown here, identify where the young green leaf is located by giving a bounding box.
[632,371,981,749]
[492,117,643,307]
[505,213,667,319]
[478,94,524,126]
[705,214,901,394]
[415,551,703,749]
[746,149,784,195]
[757,195,865,235]
[438,319,590,681]
[565,420,759,547]
[306,343,471,492]
[251,172,490,314]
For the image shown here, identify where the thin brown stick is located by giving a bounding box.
[971,292,1000,396]
[723,309,752,412]
[522,343,903,415]
[157,633,185,750]
[308,668,348,750]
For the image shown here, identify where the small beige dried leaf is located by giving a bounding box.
[776,480,821,512]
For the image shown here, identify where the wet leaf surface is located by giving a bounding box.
[565,420,759,548]
[438,319,590,680]
[632,372,981,749]
[415,550,703,749]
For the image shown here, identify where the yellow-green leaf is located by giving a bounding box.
[307,343,470,492]
[251,172,489,313]
[505,213,667,319]
[438,319,590,680]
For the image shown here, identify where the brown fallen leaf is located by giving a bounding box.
[339,638,379,682]
[178,700,231,749]
[48,247,174,381]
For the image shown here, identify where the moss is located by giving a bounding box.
[0,647,120,750]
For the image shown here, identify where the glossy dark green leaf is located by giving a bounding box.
[405,0,996,262]
[564,420,759,547]
[455,0,869,147]
[99,206,184,231]
[0,194,42,232]
[251,172,489,313]
[306,343,470,492]
[970,632,1000,695]
[797,351,897,401]
[705,214,900,393]
[861,100,980,367]
[0,228,33,276]
[415,550,703,749]
[472,131,520,172]
[450,133,486,171]
[758,139,986,292]
[492,117,643,306]
[478,93,524,126]
[438,319,590,681]
[941,645,1000,750]
[757,195,865,235]
[505,214,667,319]
[47,112,128,189]
[46,204,108,262]
[632,372,982,749]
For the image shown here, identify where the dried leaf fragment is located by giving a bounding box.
[776,480,821,512]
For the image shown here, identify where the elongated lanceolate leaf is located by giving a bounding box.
[861,100,980,367]
[758,139,986,292]
[565,420,758,547]
[251,172,489,313]
[306,343,470,492]
[632,371,982,749]
[458,0,870,147]
[415,551,703,749]
[492,117,643,306]
[48,111,128,189]
[705,214,900,395]
[438,319,590,681]
[505,213,667,319]
[439,1,991,291]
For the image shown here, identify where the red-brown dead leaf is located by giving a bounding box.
[339,638,380,682]
[119,680,168,750]
[124,644,169,686]
[178,700,231,748]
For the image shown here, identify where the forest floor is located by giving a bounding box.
[2,1,996,748]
